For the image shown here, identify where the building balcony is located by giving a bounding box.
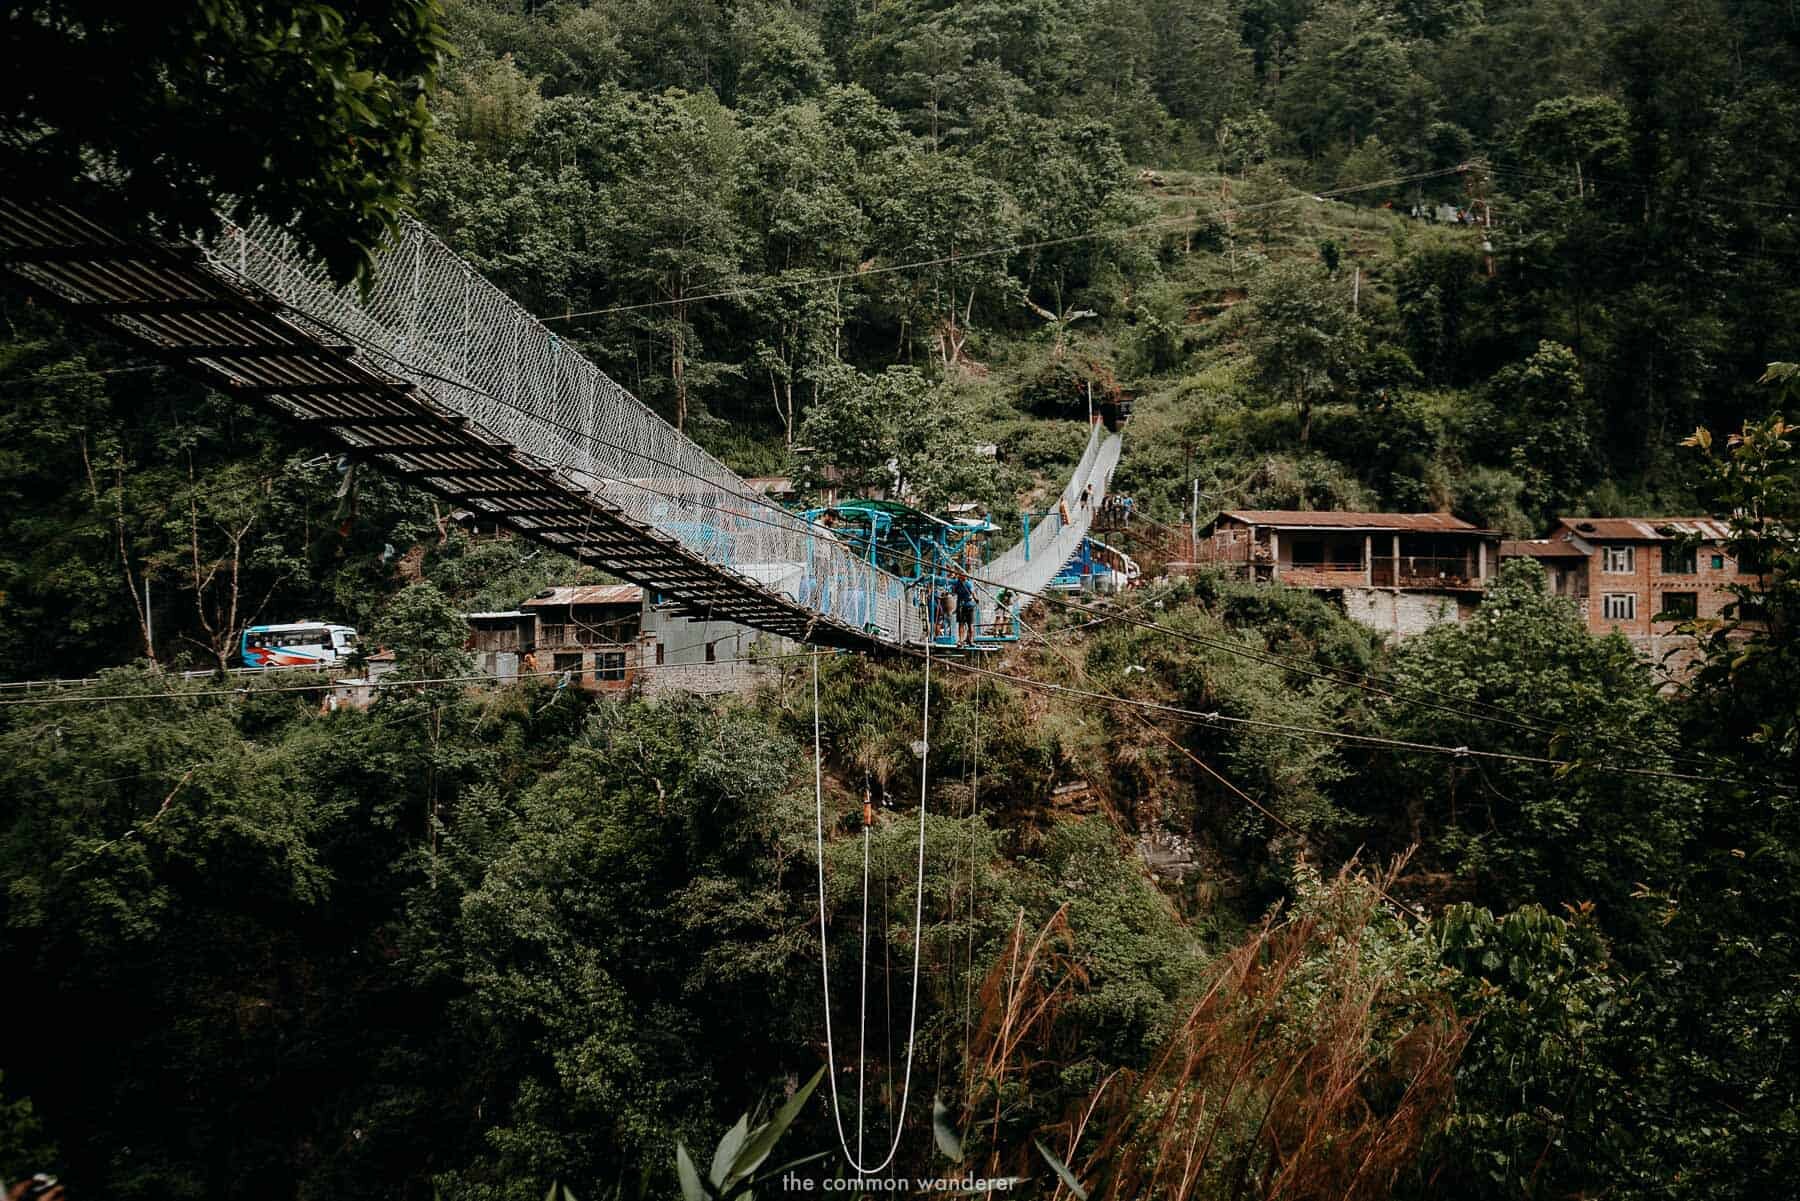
[1369,555,1485,590]
[1282,564,1370,588]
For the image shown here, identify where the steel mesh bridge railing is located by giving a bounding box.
[211,215,919,644]
[984,425,1122,602]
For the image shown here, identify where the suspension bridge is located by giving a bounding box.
[0,198,1120,654]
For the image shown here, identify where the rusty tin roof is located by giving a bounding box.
[520,585,645,607]
[1221,510,1490,533]
[1555,517,1733,542]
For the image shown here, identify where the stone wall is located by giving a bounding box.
[1340,587,1468,638]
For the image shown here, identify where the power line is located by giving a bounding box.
[899,644,1781,794]
[0,651,825,708]
[537,166,1469,323]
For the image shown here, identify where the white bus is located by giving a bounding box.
[240,622,359,669]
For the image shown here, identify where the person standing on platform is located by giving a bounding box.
[952,570,976,646]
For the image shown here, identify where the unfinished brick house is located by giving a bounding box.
[518,585,651,692]
[1501,517,1762,670]
[1197,510,1501,636]
[460,586,792,698]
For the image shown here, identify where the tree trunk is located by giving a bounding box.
[671,316,687,432]
[84,441,156,664]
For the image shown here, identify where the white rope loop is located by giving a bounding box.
[813,644,932,1177]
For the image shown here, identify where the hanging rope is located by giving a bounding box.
[963,675,980,1099]
[813,646,934,1176]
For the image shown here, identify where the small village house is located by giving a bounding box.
[1196,510,1501,637]
[456,585,790,698]
[518,585,651,692]
[464,611,536,680]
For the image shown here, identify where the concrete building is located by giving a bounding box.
[1197,510,1501,637]
[637,601,788,697]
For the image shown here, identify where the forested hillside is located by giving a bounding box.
[1,2,1798,1199]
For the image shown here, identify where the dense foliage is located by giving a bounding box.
[3,1,1800,1199]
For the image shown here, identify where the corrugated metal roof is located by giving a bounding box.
[520,585,644,607]
[1221,510,1486,533]
[1556,517,1733,541]
[1499,539,1589,559]
[465,610,531,620]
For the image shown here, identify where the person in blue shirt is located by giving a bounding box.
[952,570,977,645]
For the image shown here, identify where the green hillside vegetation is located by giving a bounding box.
[2,1,1798,1199]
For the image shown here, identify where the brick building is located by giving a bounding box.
[1500,517,1761,676]
[517,585,651,692]
[460,585,790,697]
[1197,510,1501,637]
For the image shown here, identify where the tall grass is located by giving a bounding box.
[961,862,1465,1199]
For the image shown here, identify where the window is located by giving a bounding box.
[598,652,627,681]
[1291,539,1324,567]
[1711,554,1726,570]
[1661,545,1696,574]
[1602,593,1637,621]
[552,652,584,682]
[655,642,665,666]
[1659,591,1698,620]
[705,640,717,663]
[1602,545,1635,573]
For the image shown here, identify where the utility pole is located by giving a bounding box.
[1352,266,1360,313]
[1191,478,1200,560]
[144,575,153,660]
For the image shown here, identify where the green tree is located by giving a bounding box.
[868,150,1019,368]
[1248,259,1364,443]
[736,97,872,442]
[795,366,996,509]
[1476,340,1596,520]
[975,114,1148,315]
[734,7,831,110]
[1237,160,1301,249]
[1379,558,1697,955]
[427,699,813,1198]
[372,582,472,682]
[1428,902,1631,1199]
[1334,134,1399,199]
[1273,2,1413,163]
[605,90,747,432]
[1,0,450,284]
[1146,0,1256,136]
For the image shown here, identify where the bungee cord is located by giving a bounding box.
[812,639,933,1176]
